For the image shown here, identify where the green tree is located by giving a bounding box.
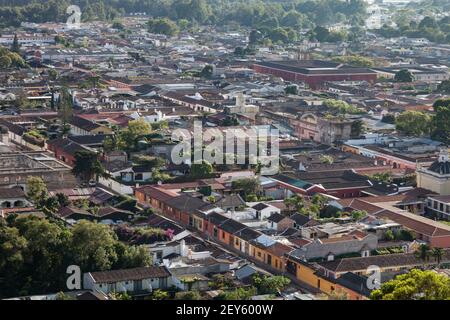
[54,292,75,300]
[111,21,124,30]
[103,135,120,152]
[209,274,234,290]
[371,269,450,300]
[395,111,432,136]
[319,289,350,300]
[11,34,20,53]
[11,216,71,295]
[311,194,328,208]
[133,155,165,170]
[26,176,48,205]
[110,291,131,300]
[55,193,70,208]
[351,120,366,138]
[218,287,257,300]
[0,216,149,299]
[384,229,395,241]
[245,194,258,202]
[431,247,444,267]
[281,10,306,28]
[0,55,12,68]
[319,155,334,164]
[113,242,151,269]
[72,151,106,182]
[69,220,120,271]
[231,178,261,198]
[249,29,262,46]
[57,87,73,128]
[432,99,450,144]
[234,46,245,56]
[0,225,27,294]
[419,16,438,30]
[151,120,169,131]
[415,244,431,265]
[394,69,414,82]
[310,25,330,42]
[48,69,58,81]
[190,161,213,178]
[150,289,169,300]
[222,115,239,126]
[285,85,298,95]
[128,118,152,138]
[252,274,291,294]
[371,172,392,183]
[147,18,179,36]
[381,114,396,124]
[351,210,367,220]
[436,80,450,94]
[200,65,214,78]
[41,196,62,215]
[112,119,153,152]
[268,27,289,44]
[323,99,362,114]
[284,194,304,212]
[178,19,190,31]
[176,290,202,300]
[332,55,374,67]
[395,229,414,241]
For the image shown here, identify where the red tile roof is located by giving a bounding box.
[377,210,450,237]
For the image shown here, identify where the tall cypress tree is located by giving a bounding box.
[11,34,20,53]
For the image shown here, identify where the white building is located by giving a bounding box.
[83,266,173,295]
[248,202,281,220]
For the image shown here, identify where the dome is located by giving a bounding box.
[428,149,450,175]
[429,161,450,175]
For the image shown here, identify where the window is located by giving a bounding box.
[213,227,218,238]
[222,231,225,239]
[135,173,143,181]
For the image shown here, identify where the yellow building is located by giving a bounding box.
[417,149,450,195]
[285,256,370,300]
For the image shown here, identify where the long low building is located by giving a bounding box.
[335,195,450,248]
[252,60,377,89]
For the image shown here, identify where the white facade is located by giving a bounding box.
[83,273,172,295]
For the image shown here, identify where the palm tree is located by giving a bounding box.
[431,247,444,267]
[415,244,431,268]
